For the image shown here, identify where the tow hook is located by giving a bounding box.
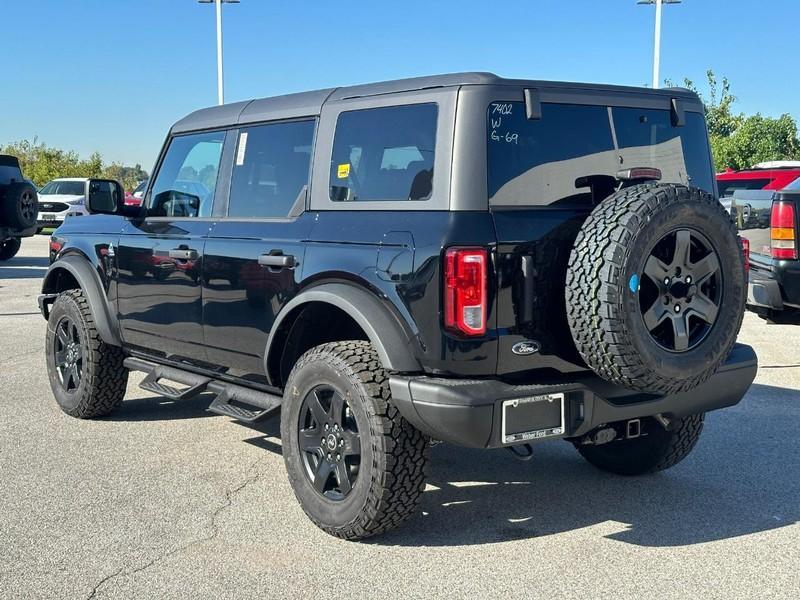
[505,443,534,461]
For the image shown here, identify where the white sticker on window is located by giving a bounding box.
[235,132,248,166]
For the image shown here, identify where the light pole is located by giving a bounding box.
[637,0,681,89]
[198,0,240,105]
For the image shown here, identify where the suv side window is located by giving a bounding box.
[329,103,437,202]
[228,120,315,218]
[148,131,225,218]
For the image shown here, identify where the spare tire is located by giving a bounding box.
[566,183,745,395]
[2,182,38,229]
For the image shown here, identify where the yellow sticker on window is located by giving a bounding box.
[337,163,351,179]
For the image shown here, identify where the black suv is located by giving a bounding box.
[40,73,757,540]
[1,155,38,260]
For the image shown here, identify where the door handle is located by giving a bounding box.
[169,248,198,260]
[258,253,296,269]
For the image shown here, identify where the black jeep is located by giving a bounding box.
[0,155,38,260]
[39,73,757,540]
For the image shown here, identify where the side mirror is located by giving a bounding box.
[85,179,124,215]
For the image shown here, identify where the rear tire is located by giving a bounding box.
[0,237,21,261]
[45,289,128,418]
[281,340,429,540]
[576,414,704,476]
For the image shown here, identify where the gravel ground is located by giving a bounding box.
[1,235,798,599]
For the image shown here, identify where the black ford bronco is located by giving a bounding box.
[40,73,757,540]
[1,155,38,260]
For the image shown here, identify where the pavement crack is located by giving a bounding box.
[83,458,264,599]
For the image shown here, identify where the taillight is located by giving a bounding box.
[771,201,798,260]
[49,239,63,254]
[740,237,750,275]
[444,247,488,336]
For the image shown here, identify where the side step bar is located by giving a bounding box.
[124,357,282,423]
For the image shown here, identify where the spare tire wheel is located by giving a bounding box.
[566,183,746,395]
[2,182,39,229]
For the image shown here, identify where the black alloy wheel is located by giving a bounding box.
[53,316,84,392]
[639,228,723,352]
[20,189,37,225]
[298,385,362,501]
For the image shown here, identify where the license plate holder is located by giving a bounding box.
[501,393,565,444]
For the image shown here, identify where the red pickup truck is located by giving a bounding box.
[732,176,800,323]
[718,162,800,198]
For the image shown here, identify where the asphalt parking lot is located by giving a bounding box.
[1,234,798,599]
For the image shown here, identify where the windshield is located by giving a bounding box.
[487,102,714,206]
[39,180,85,196]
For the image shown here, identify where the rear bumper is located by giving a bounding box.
[389,343,757,448]
[747,259,800,313]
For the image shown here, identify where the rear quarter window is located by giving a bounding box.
[329,103,437,202]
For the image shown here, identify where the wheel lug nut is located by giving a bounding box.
[339,439,344,447]
[663,277,670,286]
[674,304,681,313]
[324,423,329,431]
[685,276,692,284]
[327,453,332,460]
[336,454,341,461]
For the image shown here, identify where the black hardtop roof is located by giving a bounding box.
[171,72,700,134]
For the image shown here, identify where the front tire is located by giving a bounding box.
[576,414,704,476]
[281,341,429,540]
[45,289,128,418]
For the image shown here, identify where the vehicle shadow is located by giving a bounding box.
[0,256,50,280]
[104,379,800,548]
[106,393,218,422]
[372,382,800,548]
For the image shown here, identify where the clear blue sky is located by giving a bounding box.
[2,0,797,172]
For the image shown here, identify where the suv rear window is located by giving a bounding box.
[329,103,437,202]
[487,102,714,206]
[718,178,772,198]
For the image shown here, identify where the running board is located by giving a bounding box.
[124,357,282,423]
[207,382,282,423]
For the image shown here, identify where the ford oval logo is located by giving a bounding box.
[512,341,541,356]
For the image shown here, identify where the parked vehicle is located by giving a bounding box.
[717,162,800,199]
[36,178,90,230]
[0,155,38,260]
[39,73,757,540]
[124,179,149,208]
[736,177,800,323]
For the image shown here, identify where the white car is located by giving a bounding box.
[36,178,90,230]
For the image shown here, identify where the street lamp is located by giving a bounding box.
[198,0,240,105]
[637,0,681,89]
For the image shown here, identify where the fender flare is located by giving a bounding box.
[41,255,121,347]
[264,283,421,383]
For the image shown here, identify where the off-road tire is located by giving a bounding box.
[45,289,128,418]
[577,414,704,476]
[0,237,21,261]
[566,184,745,395]
[281,340,429,540]
[2,181,38,229]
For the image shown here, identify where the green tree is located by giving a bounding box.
[666,70,800,171]
[1,138,147,190]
